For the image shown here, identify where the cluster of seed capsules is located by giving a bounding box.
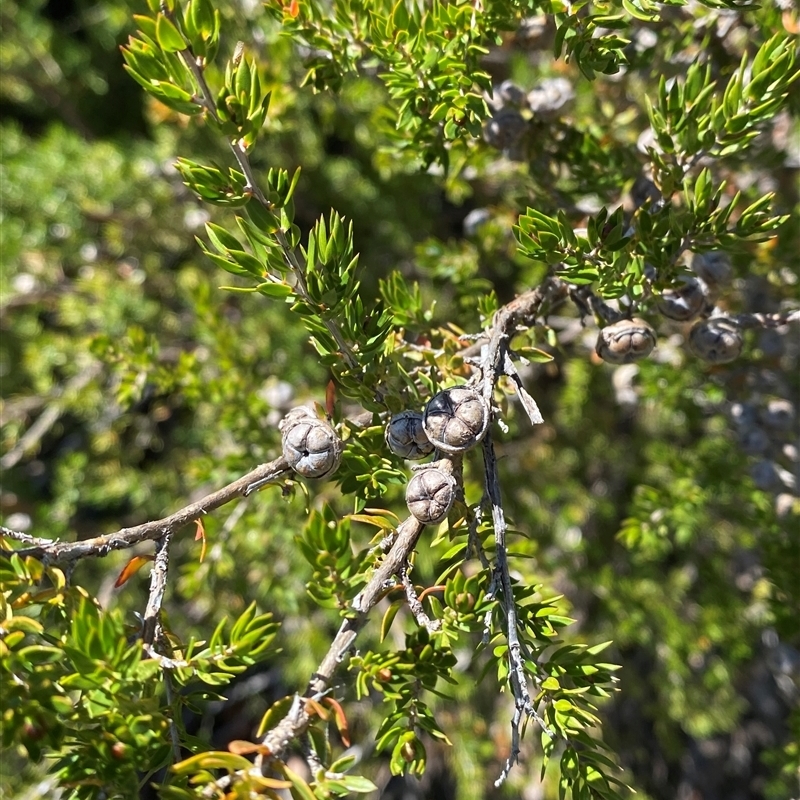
[279,387,491,527]
[594,251,744,366]
[730,398,798,507]
[480,80,747,369]
[481,77,576,156]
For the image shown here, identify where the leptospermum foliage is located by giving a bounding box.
[1,0,798,798]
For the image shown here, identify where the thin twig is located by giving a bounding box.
[254,285,565,779]
[272,228,360,372]
[1,458,290,564]
[459,278,568,364]
[568,285,626,326]
[466,283,563,785]
[0,527,55,547]
[142,533,172,646]
[483,431,536,785]
[163,670,183,764]
[140,530,182,764]
[476,278,568,410]
[0,394,48,428]
[301,732,324,777]
[399,563,441,634]
[729,309,800,329]
[199,771,235,800]
[257,514,425,762]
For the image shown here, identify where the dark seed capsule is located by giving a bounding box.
[482,108,527,150]
[691,251,732,286]
[688,318,743,364]
[527,77,575,119]
[385,411,434,460]
[657,277,709,321]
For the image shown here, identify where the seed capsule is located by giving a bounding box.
[688,318,743,364]
[595,318,656,364]
[527,77,575,119]
[657,277,709,321]
[738,426,770,456]
[385,411,434,460]
[422,387,489,454]
[497,79,527,107]
[280,407,342,479]
[750,460,782,492]
[482,108,527,150]
[691,251,732,287]
[760,399,795,432]
[405,467,457,525]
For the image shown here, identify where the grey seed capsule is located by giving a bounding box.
[750,460,787,493]
[405,468,457,525]
[463,208,491,238]
[595,318,656,364]
[482,108,527,150]
[423,387,489,454]
[760,399,795,432]
[385,411,434,460]
[730,402,758,427]
[498,79,528,107]
[691,251,732,286]
[280,407,342,479]
[527,77,575,119]
[657,277,709,321]
[630,176,660,211]
[738,426,770,456]
[517,15,548,44]
[688,318,743,364]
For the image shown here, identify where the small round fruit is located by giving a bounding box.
[691,251,732,286]
[280,407,342,479]
[657,277,708,321]
[595,318,656,364]
[482,108,527,150]
[422,387,489,454]
[688,318,743,364]
[405,467,457,525]
[385,411,434,460]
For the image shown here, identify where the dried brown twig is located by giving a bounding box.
[0,457,290,564]
[255,514,426,765]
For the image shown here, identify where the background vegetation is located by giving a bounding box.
[1,0,798,798]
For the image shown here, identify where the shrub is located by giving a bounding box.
[1,0,798,798]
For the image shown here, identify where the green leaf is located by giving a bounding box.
[155,14,187,53]
[282,764,317,800]
[381,601,403,642]
[257,281,294,298]
[171,751,254,775]
[339,775,379,793]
